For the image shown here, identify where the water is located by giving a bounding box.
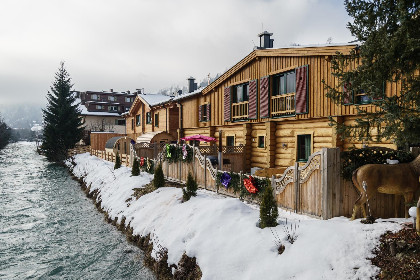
[0,142,155,280]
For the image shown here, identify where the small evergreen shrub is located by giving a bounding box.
[131,157,140,176]
[341,147,415,180]
[114,152,121,169]
[182,172,198,202]
[154,163,165,189]
[259,185,279,229]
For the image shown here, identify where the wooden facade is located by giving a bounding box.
[176,43,398,172]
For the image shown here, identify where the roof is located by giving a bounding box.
[105,136,124,149]
[202,42,360,95]
[75,98,123,117]
[139,93,172,107]
[173,87,205,101]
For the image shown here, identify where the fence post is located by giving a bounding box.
[204,155,207,190]
[321,148,341,219]
[294,162,300,213]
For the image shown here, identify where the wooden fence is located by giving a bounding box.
[90,149,131,167]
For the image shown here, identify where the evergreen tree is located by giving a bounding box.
[131,157,140,176]
[114,151,121,169]
[0,114,11,149]
[259,185,278,228]
[42,62,84,162]
[324,0,420,148]
[153,163,165,189]
[182,172,198,202]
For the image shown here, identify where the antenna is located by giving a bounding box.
[261,22,264,32]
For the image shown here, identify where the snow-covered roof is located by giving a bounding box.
[139,93,172,107]
[173,87,205,101]
[75,98,122,117]
[269,41,361,50]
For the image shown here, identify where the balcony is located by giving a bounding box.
[232,101,249,121]
[271,93,295,117]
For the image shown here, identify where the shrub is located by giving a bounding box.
[341,147,415,180]
[131,157,140,176]
[114,152,121,169]
[182,172,198,202]
[154,163,165,189]
[259,185,278,228]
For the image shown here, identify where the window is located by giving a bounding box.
[232,83,249,103]
[200,104,208,122]
[146,112,152,124]
[154,113,159,127]
[125,97,132,102]
[131,119,134,130]
[108,96,117,101]
[96,105,104,109]
[272,70,296,96]
[108,106,118,112]
[136,114,141,126]
[226,136,235,146]
[258,136,265,148]
[297,134,311,162]
[91,94,99,100]
[115,119,125,125]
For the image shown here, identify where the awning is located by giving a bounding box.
[136,131,172,143]
[180,134,217,142]
[105,136,124,149]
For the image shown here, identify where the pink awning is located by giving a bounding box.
[180,134,217,142]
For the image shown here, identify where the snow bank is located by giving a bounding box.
[67,153,405,280]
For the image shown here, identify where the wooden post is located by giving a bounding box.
[294,162,300,213]
[218,129,223,170]
[321,148,339,220]
[192,144,196,179]
[204,155,207,190]
[239,171,243,199]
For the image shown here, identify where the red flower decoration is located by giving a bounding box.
[243,176,258,194]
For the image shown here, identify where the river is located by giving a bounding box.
[0,142,155,280]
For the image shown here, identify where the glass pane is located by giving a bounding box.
[280,75,286,94]
[236,85,243,102]
[273,75,280,96]
[243,84,249,101]
[286,72,296,93]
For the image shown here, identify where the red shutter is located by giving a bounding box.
[198,105,202,122]
[343,82,353,104]
[224,87,231,122]
[248,79,257,119]
[296,65,308,114]
[259,76,269,118]
[207,103,211,121]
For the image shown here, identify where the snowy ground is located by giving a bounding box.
[67,153,408,280]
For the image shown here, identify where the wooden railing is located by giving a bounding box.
[271,93,295,117]
[232,101,249,120]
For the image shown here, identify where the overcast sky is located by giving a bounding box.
[0,0,354,106]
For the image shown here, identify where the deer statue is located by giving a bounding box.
[350,154,420,220]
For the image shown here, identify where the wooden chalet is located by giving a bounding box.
[124,92,179,144]
[175,32,397,173]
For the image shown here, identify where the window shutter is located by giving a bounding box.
[248,79,258,119]
[224,87,231,122]
[207,103,211,121]
[295,65,308,114]
[259,76,270,118]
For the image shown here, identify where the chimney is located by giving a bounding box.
[110,89,113,92]
[127,90,130,94]
[187,77,197,93]
[258,31,274,49]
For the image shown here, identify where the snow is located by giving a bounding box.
[67,153,406,280]
[139,93,172,107]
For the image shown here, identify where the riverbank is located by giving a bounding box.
[67,153,411,280]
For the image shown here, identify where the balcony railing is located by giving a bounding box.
[232,101,249,121]
[271,93,295,117]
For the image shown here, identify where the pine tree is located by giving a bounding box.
[41,62,84,162]
[182,172,198,202]
[131,157,140,176]
[259,185,278,228]
[324,0,420,148]
[0,114,11,149]
[153,163,165,189]
[114,151,121,170]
